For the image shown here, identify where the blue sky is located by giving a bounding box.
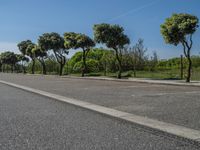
[0,0,199,59]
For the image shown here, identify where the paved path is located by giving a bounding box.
[0,73,200,131]
[0,83,199,150]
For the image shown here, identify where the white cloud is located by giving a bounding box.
[0,42,19,53]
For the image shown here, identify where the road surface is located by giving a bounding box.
[0,83,199,150]
[0,73,200,130]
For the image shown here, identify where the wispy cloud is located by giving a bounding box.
[0,42,19,53]
[109,0,161,22]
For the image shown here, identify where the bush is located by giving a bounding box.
[88,73,101,76]
[72,59,100,73]
[123,71,133,77]
[86,59,99,73]
[73,61,82,73]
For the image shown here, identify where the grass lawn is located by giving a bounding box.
[68,69,200,81]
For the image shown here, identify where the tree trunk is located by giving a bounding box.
[66,61,69,75]
[114,49,122,79]
[0,64,2,72]
[23,66,26,74]
[186,56,192,82]
[117,62,122,79]
[180,55,183,80]
[59,63,64,76]
[104,62,107,76]
[11,64,14,73]
[32,59,35,74]
[42,62,47,75]
[182,39,192,83]
[39,59,47,75]
[133,65,136,77]
[82,50,87,77]
[53,50,66,76]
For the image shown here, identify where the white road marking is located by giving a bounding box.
[126,85,163,88]
[131,91,200,97]
[143,91,200,97]
[127,85,152,88]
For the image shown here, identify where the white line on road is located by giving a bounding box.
[126,85,163,88]
[1,80,200,144]
[143,91,200,97]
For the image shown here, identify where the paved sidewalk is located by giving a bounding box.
[64,75,200,87]
[24,73,200,87]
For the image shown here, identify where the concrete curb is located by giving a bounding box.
[2,73,200,87]
[1,79,200,146]
[62,76,200,87]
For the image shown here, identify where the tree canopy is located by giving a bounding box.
[161,13,199,46]
[93,23,130,49]
[38,32,68,76]
[161,13,199,82]
[64,32,95,76]
[17,40,33,55]
[93,23,130,78]
[38,32,65,51]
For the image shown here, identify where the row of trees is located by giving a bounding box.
[16,23,130,78]
[0,51,29,73]
[68,40,158,75]
[0,13,199,82]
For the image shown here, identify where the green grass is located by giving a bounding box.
[128,70,181,80]
[67,69,200,81]
[28,67,200,81]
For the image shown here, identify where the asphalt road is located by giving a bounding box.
[0,83,199,150]
[0,73,200,131]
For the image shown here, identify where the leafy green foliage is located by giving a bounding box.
[93,24,130,49]
[93,23,130,78]
[38,32,68,75]
[0,51,18,65]
[161,13,199,82]
[17,40,33,55]
[32,45,48,74]
[68,48,112,73]
[64,32,95,76]
[161,13,199,45]
[0,51,19,72]
[38,32,65,51]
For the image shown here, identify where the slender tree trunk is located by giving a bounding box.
[42,62,47,75]
[59,63,64,76]
[133,65,136,77]
[53,50,66,76]
[39,59,47,75]
[114,48,122,79]
[32,59,35,74]
[82,50,87,77]
[118,62,122,79]
[104,62,107,76]
[182,38,192,83]
[2,65,4,72]
[186,56,192,82]
[11,64,14,73]
[180,55,183,80]
[66,61,69,75]
[23,66,26,74]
